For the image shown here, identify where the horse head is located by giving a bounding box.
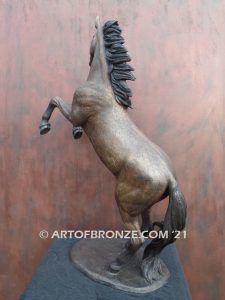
[89,17,104,67]
[88,17,136,109]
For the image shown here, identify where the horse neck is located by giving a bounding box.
[87,41,110,87]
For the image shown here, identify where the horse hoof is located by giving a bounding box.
[72,127,83,139]
[107,262,121,275]
[40,121,51,135]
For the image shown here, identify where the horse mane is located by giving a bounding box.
[103,20,135,108]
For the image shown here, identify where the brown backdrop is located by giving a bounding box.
[1,1,225,299]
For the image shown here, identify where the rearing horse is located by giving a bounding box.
[40,17,186,283]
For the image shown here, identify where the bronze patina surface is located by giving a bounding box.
[40,17,187,287]
[71,238,169,294]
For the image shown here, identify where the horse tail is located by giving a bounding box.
[141,180,187,283]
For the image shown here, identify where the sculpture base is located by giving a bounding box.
[21,238,192,300]
[70,238,170,294]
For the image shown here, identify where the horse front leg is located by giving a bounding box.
[39,96,83,139]
[39,96,72,134]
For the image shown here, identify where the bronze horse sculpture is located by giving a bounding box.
[40,17,186,284]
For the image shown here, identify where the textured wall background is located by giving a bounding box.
[1,1,225,299]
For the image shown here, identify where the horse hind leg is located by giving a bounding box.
[108,210,144,275]
[141,181,186,283]
[141,209,155,233]
[141,186,170,234]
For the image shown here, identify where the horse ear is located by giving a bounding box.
[95,16,102,29]
[95,16,104,47]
